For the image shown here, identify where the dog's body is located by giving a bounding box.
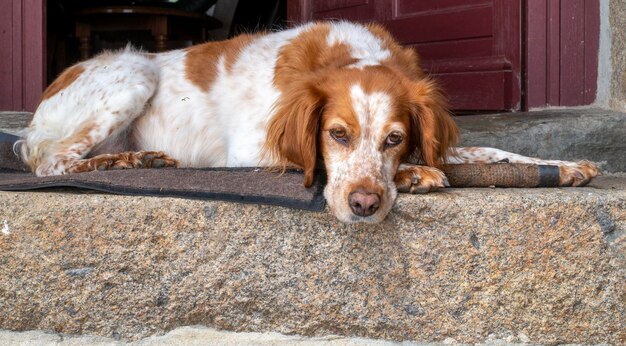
[19,21,598,222]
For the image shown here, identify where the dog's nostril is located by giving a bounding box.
[349,190,381,217]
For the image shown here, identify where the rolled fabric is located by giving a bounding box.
[441,163,562,188]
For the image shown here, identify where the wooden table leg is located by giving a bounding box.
[152,16,168,52]
[155,35,167,52]
[75,22,91,60]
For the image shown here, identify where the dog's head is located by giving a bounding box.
[265,67,458,223]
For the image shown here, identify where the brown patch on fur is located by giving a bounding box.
[404,78,459,168]
[263,79,325,187]
[185,33,257,91]
[319,75,361,144]
[273,24,357,91]
[266,24,360,186]
[394,169,418,192]
[41,65,85,101]
[366,23,423,79]
[26,120,101,172]
[67,151,179,173]
[57,121,99,150]
[266,23,457,187]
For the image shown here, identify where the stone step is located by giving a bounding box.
[456,108,626,173]
[0,176,624,344]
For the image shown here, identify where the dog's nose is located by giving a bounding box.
[348,189,381,217]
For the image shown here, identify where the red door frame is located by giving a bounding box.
[0,0,46,112]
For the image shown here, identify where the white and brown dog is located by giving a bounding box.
[18,21,598,223]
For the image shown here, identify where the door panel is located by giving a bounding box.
[526,0,599,108]
[313,0,368,13]
[395,0,490,17]
[415,38,493,61]
[309,0,378,21]
[0,0,45,112]
[288,0,522,111]
[387,5,493,43]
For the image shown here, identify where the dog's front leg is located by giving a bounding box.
[447,147,600,187]
[394,163,449,194]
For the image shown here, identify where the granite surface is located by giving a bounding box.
[0,325,537,345]
[0,176,624,344]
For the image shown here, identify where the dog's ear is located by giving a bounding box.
[406,78,459,167]
[264,80,325,187]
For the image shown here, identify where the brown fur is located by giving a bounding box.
[67,151,178,173]
[366,24,458,165]
[25,120,99,171]
[264,79,325,187]
[267,23,359,187]
[366,23,423,79]
[41,65,85,101]
[394,165,448,193]
[273,23,357,90]
[185,33,257,91]
[404,78,459,167]
[265,24,459,187]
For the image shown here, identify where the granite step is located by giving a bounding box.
[0,109,624,344]
[0,175,624,344]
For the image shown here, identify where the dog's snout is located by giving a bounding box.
[348,189,381,217]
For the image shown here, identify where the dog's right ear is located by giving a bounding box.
[264,80,326,187]
[405,78,459,167]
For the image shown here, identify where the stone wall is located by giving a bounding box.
[609,0,626,111]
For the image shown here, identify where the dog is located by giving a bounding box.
[18,21,599,223]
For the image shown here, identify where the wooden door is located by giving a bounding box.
[0,0,46,112]
[288,0,522,111]
[525,0,599,108]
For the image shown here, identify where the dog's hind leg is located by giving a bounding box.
[20,49,165,176]
[66,151,178,173]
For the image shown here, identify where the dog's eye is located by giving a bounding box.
[330,128,349,145]
[385,132,403,147]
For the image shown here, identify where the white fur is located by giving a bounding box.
[323,85,398,223]
[133,25,314,168]
[448,147,584,167]
[24,48,159,176]
[327,21,391,68]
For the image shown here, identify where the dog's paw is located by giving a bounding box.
[136,151,179,168]
[394,164,449,194]
[559,160,600,187]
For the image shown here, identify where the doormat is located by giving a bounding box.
[0,133,326,211]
